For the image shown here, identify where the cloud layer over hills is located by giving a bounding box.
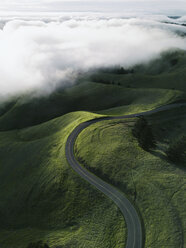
[0,15,186,97]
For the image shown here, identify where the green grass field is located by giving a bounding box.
[75,106,186,248]
[0,111,126,248]
[0,50,186,248]
[0,82,182,131]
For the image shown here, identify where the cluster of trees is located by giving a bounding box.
[27,241,50,248]
[132,116,156,151]
[100,67,134,75]
[166,136,186,165]
[90,75,122,86]
[170,58,178,66]
[90,66,134,84]
[132,117,186,165]
[112,67,134,75]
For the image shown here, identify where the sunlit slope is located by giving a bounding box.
[0,111,126,248]
[0,83,182,131]
[0,50,185,131]
[75,105,186,248]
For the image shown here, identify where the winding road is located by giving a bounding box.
[65,103,186,248]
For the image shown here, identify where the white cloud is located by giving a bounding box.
[0,16,186,98]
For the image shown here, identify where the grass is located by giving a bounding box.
[1,51,186,131]
[0,83,183,130]
[85,50,186,92]
[0,49,186,247]
[75,106,186,247]
[98,88,182,116]
[0,111,126,248]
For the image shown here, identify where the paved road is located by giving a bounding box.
[65,103,186,248]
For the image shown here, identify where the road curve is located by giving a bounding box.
[65,103,186,248]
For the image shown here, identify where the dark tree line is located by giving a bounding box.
[110,67,134,75]
[99,67,134,74]
[27,241,50,248]
[132,116,156,151]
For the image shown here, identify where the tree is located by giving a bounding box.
[27,241,50,248]
[132,116,156,151]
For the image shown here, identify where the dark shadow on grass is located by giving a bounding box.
[150,150,186,172]
[150,150,167,161]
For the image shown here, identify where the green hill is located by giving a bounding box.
[1,50,186,131]
[0,111,126,248]
[0,50,186,248]
[86,50,186,92]
[75,106,186,248]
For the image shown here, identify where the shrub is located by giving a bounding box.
[27,241,50,248]
[132,116,156,151]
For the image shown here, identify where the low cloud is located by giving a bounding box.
[0,15,186,98]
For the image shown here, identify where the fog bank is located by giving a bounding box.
[0,15,186,97]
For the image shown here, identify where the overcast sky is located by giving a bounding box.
[0,0,186,15]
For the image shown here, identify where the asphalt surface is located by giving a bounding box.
[65,103,186,248]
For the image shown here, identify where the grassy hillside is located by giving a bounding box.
[1,50,186,131]
[86,50,186,92]
[0,83,183,131]
[0,49,186,248]
[0,111,126,248]
[75,105,186,248]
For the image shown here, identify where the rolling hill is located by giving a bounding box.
[0,50,186,248]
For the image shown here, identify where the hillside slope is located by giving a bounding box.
[0,111,126,248]
[0,50,186,248]
[75,105,186,248]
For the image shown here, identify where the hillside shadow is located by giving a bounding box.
[150,150,167,160]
